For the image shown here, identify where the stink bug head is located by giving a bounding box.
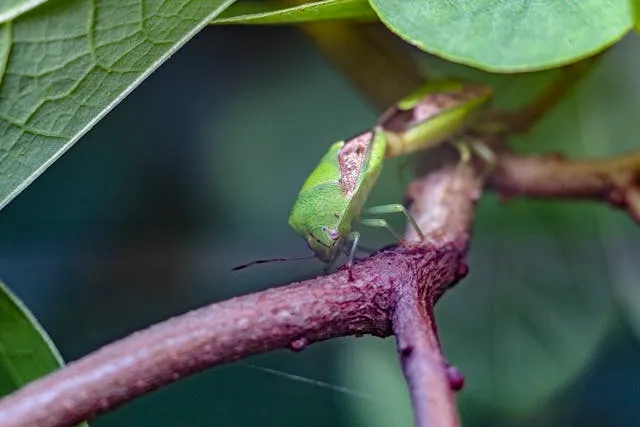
[288,186,349,264]
[304,224,344,263]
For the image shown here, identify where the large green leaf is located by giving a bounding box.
[213,0,376,25]
[0,281,89,426]
[369,0,633,72]
[0,0,235,210]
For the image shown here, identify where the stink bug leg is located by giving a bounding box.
[362,204,424,243]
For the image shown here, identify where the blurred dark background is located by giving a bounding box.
[1,23,640,426]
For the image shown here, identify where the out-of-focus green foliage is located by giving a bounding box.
[0,281,89,425]
[0,280,63,395]
[214,0,376,25]
[580,43,640,348]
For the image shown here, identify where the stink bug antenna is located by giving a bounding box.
[232,255,317,271]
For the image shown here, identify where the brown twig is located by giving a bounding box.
[393,165,481,427]
[0,162,480,427]
[491,151,640,224]
[4,148,640,427]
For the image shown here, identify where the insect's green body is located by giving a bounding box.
[288,129,386,264]
[288,79,494,266]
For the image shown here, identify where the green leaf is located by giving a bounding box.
[369,0,633,72]
[571,37,640,346]
[437,199,613,414]
[213,0,376,25]
[0,1,49,24]
[633,0,640,31]
[0,280,63,396]
[0,0,235,210]
[0,281,90,425]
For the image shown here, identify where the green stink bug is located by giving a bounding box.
[288,128,422,270]
[234,80,494,273]
[288,80,493,270]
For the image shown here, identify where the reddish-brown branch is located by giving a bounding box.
[0,163,480,427]
[0,268,395,427]
[394,292,459,427]
[393,165,481,427]
[7,148,639,427]
[491,151,640,224]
